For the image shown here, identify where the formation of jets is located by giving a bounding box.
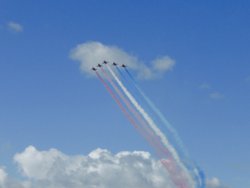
[91,61,127,71]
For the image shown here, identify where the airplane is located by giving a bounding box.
[92,67,97,71]
[97,64,102,67]
[113,62,117,66]
[103,61,108,64]
[121,64,127,68]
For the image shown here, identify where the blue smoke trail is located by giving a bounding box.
[197,167,206,188]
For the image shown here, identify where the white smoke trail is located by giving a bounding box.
[106,65,195,188]
[123,68,188,157]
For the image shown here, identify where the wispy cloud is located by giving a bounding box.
[209,92,224,100]
[200,83,224,100]
[246,76,250,83]
[70,41,175,80]
[200,83,212,90]
[7,21,23,32]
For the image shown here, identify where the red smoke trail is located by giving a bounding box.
[119,67,189,187]
[96,71,163,156]
[120,67,192,186]
[100,68,157,149]
[123,68,201,188]
[116,67,188,188]
[105,66,193,188]
[100,67,171,159]
[101,67,176,160]
[96,70,161,152]
[161,160,189,188]
[95,71,140,130]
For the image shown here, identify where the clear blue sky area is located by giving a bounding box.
[0,1,250,187]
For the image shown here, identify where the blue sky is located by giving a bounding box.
[0,0,250,187]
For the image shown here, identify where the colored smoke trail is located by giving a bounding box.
[123,67,189,159]
[95,71,139,131]
[96,70,167,159]
[105,65,195,188]
[195,167,206,188]
[107,65,181,163]
[123,67,205,188]
[100,67,146,132]
[100,67,172,159]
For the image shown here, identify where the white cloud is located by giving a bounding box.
[7,21,23,32]
[0,167,7,186]
[207,177,221,187]
[209,92,224,100]
[14,146,66,180]
[0,146,228,188]
[152,56,175,72]
[11,146,173,188]
[70,41,175,80]
[206,177,228,188]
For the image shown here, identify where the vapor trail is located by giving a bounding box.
[106,65,195,188]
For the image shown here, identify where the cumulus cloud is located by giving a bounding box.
[7,146,172,188]
[70,41,175,80]
[7,21,23,33]
[0,146,228,188]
